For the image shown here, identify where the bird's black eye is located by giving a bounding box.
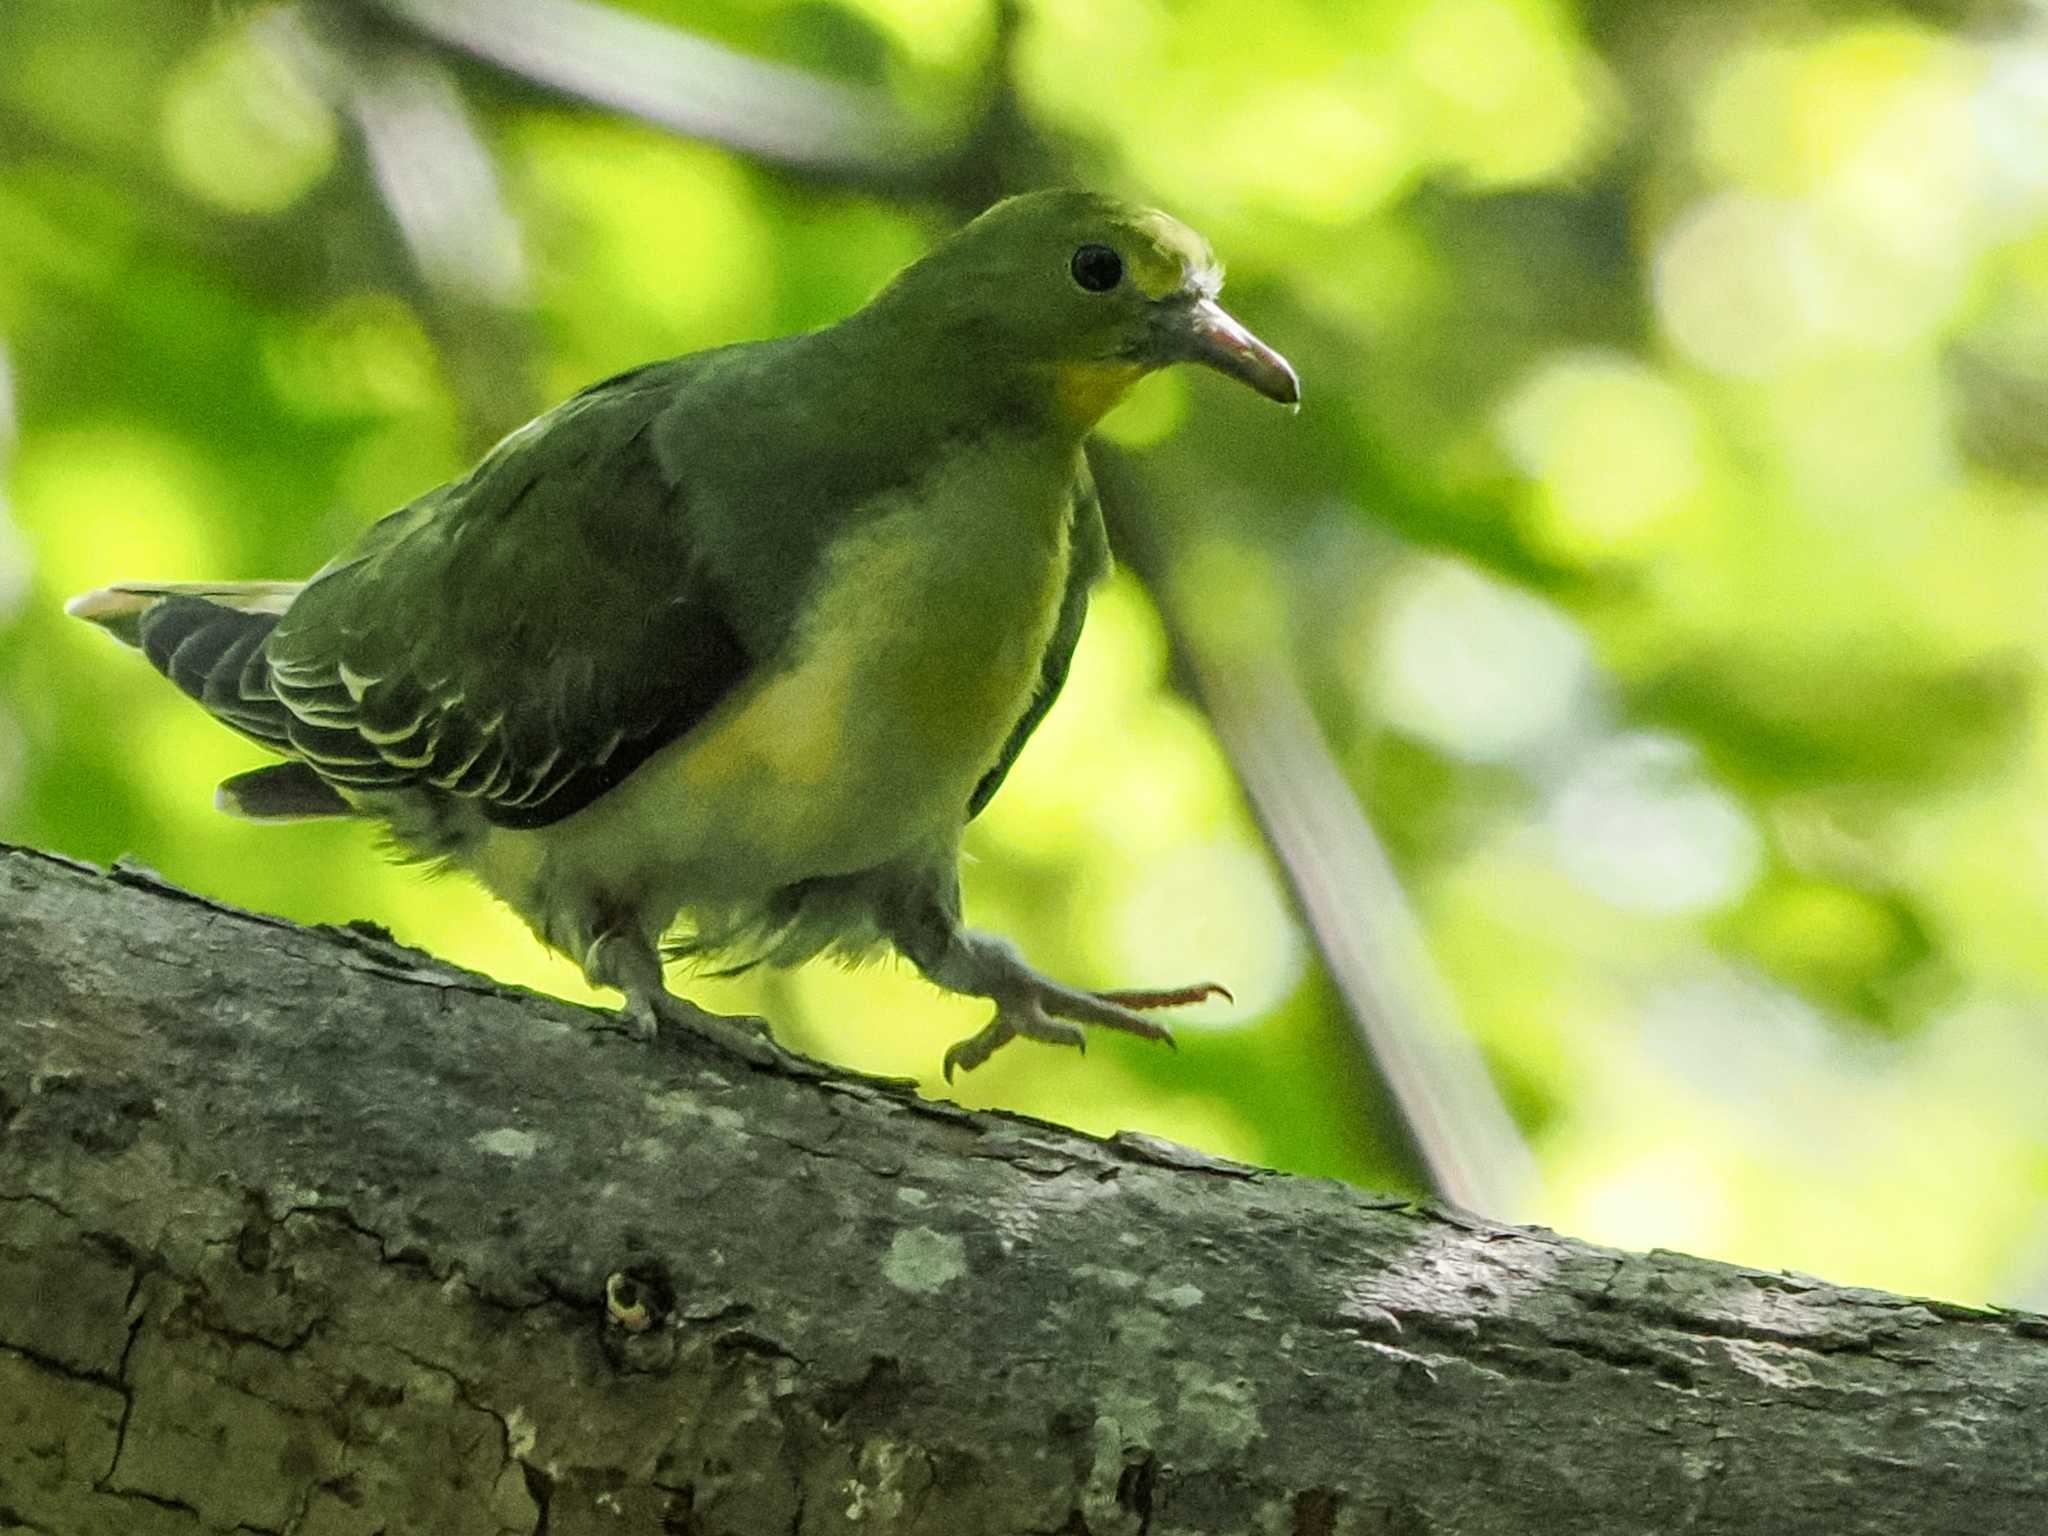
[1071,243,1123,293]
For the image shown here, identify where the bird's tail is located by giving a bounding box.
[67,581,296,725]
[66,580,352,821]
[65,580,302,647]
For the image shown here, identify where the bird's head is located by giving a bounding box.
[873,189,1300,428]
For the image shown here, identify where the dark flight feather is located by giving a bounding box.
[257,364,758,829]
[968,459,1112,819]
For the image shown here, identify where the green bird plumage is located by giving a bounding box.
[67,189,1299,1076]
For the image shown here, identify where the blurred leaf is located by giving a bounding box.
[1634,653,2028,791]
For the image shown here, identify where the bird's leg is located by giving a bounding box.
[910,926,1227,1080]
[583,928,779,1066]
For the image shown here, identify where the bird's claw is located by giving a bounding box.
[1096,982,1233,1010]
[941,977,1227,1080]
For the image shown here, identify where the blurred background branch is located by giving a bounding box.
[363,0,945,183]
[307,4,541,441]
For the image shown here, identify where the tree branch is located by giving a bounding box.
[2,841,2043,1533]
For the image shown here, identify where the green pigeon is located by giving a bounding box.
[67,189,1299,1077]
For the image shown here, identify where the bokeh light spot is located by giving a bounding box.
[262,292,445,420]
[1499,350,1705,560]
[1212,79,1417,223]
[837,0,992,69]
[17,429,224,601]
[1654,193,1826,375]
[517,121,774,381]
[1370,557,1590,764]
[1400,0,1611,186]
[1548,735,1761,914]
[160,19,337,214]
[1103,839,1306,1022]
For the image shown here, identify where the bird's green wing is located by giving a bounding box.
[263,361,753,830]
[967,459,1112,820]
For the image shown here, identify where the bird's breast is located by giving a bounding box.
[577,444,1077,892]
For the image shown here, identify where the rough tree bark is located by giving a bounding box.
[0,842,2043,1536]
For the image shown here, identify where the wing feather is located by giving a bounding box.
[967,459,1112,820]
[262,361,756,828]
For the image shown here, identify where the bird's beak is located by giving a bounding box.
[1177,297,1300,406]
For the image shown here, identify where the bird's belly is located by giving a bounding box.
[551,492,1069,899]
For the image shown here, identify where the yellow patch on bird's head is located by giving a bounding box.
[1120,209,1222,301]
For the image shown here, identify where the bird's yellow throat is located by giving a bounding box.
[1053,359,1148,428]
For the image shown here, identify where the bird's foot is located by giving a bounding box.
[942,975,1229,1080]
[620,986,780,1068]
[584,929,787,1068]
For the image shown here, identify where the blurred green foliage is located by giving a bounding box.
[5,0,2048,1308]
